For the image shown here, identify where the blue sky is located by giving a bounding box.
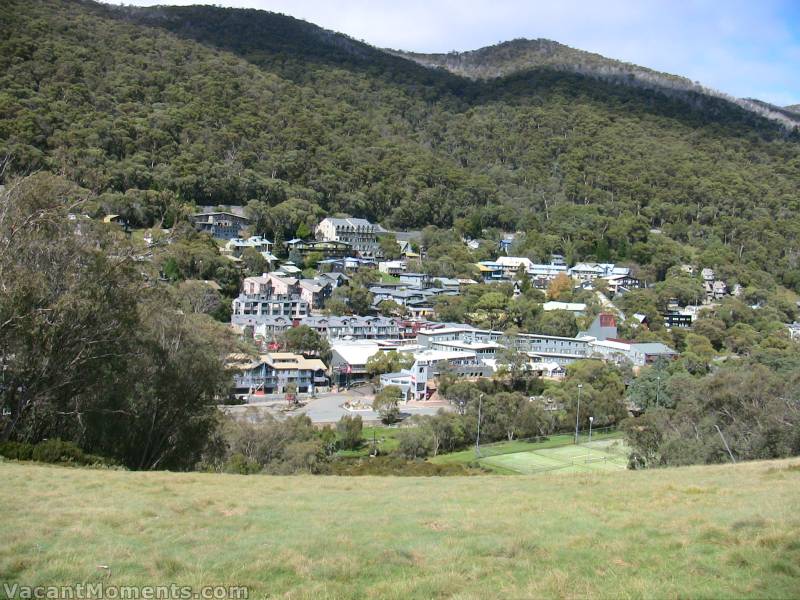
[113,0,800,106]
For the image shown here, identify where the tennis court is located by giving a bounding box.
[480,437,630,475]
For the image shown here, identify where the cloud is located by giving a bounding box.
[107,0,800,105]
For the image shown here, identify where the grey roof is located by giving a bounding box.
[389,230,422,241]
[305,315,397,327]
[197,205,248,217]
[630,342,677,354]
[191,211,251,221]
[323,217,376,228]
[299,279,325,293]
[253,314,398,330]
[432,277,460,286]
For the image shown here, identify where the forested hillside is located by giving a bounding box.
[2,0,800,291]
[395,38,691,84]
[395,39,800,128]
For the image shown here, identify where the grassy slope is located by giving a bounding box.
[2,460,799,598]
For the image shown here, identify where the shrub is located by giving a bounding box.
[0,441,34,460]
[329,456,481,476]
[396,427,433,459]
[29,439,113,466]
[336,415,363,450]
[224,453,261,475]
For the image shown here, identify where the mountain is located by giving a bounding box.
[1,0,800,290]
[394,38,691,85]
[394,39,800,129]
[742,98,800,125]
[787,104,800,115]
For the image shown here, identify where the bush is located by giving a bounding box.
[336,415,363,450]
[396,427,433,459]
[329,456,481,476]
[29,439,112,466]
[224,453,261,475]
[0,441,34,460]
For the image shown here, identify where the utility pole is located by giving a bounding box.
[574,384,583,444]
[475,393,484,457]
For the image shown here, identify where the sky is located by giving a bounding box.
[111,0,800,106]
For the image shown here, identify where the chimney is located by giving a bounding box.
[599,313,616,328]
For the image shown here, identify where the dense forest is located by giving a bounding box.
[396,40,800,129]
[0,0,799,294]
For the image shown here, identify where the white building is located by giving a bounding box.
[495,256,534,278]
[380,349,492,401]
[542,301,587,314]
[529,263,569,280]
[587,340,677,367]
[379,260,407,276]
[315,217,382,257]
[225,236,272,256]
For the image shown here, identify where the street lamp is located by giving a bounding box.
[589,416,594,443]
[475,393,484,457]
[574,384,583,444]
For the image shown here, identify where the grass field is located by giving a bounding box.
[2,459,800,598]
[430,431,627,475]
[482,438,630,475]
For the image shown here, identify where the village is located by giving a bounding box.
[164,208,762,425]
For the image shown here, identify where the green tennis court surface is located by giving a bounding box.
[480,438,630,474]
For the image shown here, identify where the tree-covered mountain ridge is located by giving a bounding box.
[118,3,799,129]
[393,39,800,129]
[2,0,800,293]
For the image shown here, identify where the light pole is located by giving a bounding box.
[574,384,583,444]
[475,393,484,457]
[589,416,594,443]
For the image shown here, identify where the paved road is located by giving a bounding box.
[221,388,449,424]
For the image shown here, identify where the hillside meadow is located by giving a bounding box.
[1,459,799,598]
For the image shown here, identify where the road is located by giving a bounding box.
[220,387,450,424]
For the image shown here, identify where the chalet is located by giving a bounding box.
[230,352,329,396]
[663,312,693,329]
[190,212,251,239]
[379,260,407,276]
[399,272,429,287]
[476,261,505,282]
[298,279,332,309]
[380,349,492,401]
[225,236,273,258]
[495,256,534,278]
